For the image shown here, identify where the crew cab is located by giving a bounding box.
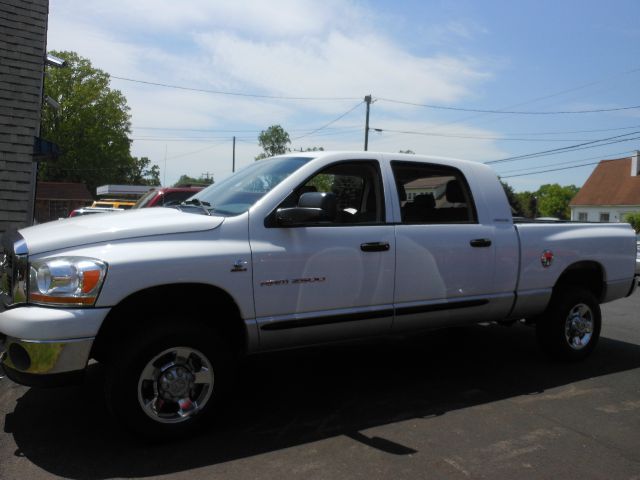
[1,151,637,438]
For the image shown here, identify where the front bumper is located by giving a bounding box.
[0,336,92,386]
[0,306,110,387]
[1,335,93,373]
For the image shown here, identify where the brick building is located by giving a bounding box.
[0,0,49,236]
[34,181,93,223]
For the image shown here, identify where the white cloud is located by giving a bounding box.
[50,0,365,38]
[46,0,502,186]
[49,1,489,104]
[195,30,488,104]
[124,86,296,130]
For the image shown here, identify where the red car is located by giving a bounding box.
[133,186,204,209]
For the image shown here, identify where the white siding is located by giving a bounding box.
[570,205,640,222]
[0,0,48,235]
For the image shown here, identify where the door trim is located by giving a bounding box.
[259,298,489,331]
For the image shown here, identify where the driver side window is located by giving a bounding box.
[290,161,385,225]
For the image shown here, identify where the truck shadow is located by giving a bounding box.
[4,323,640,479]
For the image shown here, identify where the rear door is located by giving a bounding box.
[391,160,504,331]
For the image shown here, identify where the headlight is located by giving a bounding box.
[28,257,107,307]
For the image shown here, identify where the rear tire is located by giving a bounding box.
[104,321,234,440]
[536,287,601,361]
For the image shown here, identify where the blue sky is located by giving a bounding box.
[47,0,640,191]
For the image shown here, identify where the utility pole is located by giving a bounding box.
[201,172,214,184]
[364,94,372,151]
[232,136,236,172]
[163,144,167,186]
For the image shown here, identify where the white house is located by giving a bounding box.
[570,151,640,222]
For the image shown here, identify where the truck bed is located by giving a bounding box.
[509,221,637,319]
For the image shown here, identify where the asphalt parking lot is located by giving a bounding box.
[1,293,640,480]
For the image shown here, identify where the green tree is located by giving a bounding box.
[126,157,161,186]
[515,191,538,218]
[173,174,214,187]
[306,174,333,193]
[500,180,523,216]
[39,51,159,193]
[624,212,640,232]
[256,125,291,160]
[536,183,579,219]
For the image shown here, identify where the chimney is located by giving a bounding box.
[632,150,640,177]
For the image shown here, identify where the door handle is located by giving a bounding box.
[360,242,390,252]
[470,238,492,248]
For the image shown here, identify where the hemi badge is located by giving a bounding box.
[541,250,554,268]
[231,259,248,272]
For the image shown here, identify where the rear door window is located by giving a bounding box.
[391,161,477,224]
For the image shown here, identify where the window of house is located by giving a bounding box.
[599,213,610,222]
[392,161,477,224]
[578,212,588,221]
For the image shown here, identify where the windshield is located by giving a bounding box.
[192,156,314,215]
[133,189,158,208]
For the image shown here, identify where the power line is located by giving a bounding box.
[304,127,362,138]
[133,125,361,133]
[375,97,640,114]
[133,136,256,142]
[292,101,364,140]
[485,131,640,164]
[500,161,601,178]
[111,75,360,101]
[132,128,362,141]
[134,122,640,139]
[234,138,256,145]
[424,67,640,130]
[495,124,640,136]
[489,135,640,164]
[111,66,640,122]
[135,127,264,133]
[132,136,254,142]
[369,127,606,142]
[132,128,364,144]
[495,150,636,175]
[165,140,229,160]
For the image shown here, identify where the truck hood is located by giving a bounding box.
[20,208,225,255]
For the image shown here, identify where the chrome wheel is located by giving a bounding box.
[564,303,594,350]
[137,346,214,424]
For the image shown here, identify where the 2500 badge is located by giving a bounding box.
[260,277,326,287]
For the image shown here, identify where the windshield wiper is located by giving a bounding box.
[181,198,212,216]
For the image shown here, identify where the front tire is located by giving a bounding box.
[536,287,601,361]
[104,322,233,440]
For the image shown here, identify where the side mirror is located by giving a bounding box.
[276,192,337,226]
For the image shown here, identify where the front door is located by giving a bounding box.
[250,160,395,350]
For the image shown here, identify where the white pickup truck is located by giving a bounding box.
[1,151,638,438]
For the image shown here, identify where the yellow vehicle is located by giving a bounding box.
[91,199,136,210]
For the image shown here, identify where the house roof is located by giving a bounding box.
[36,182,93,201]
[570,157,640,206]
[405,177,447,189]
